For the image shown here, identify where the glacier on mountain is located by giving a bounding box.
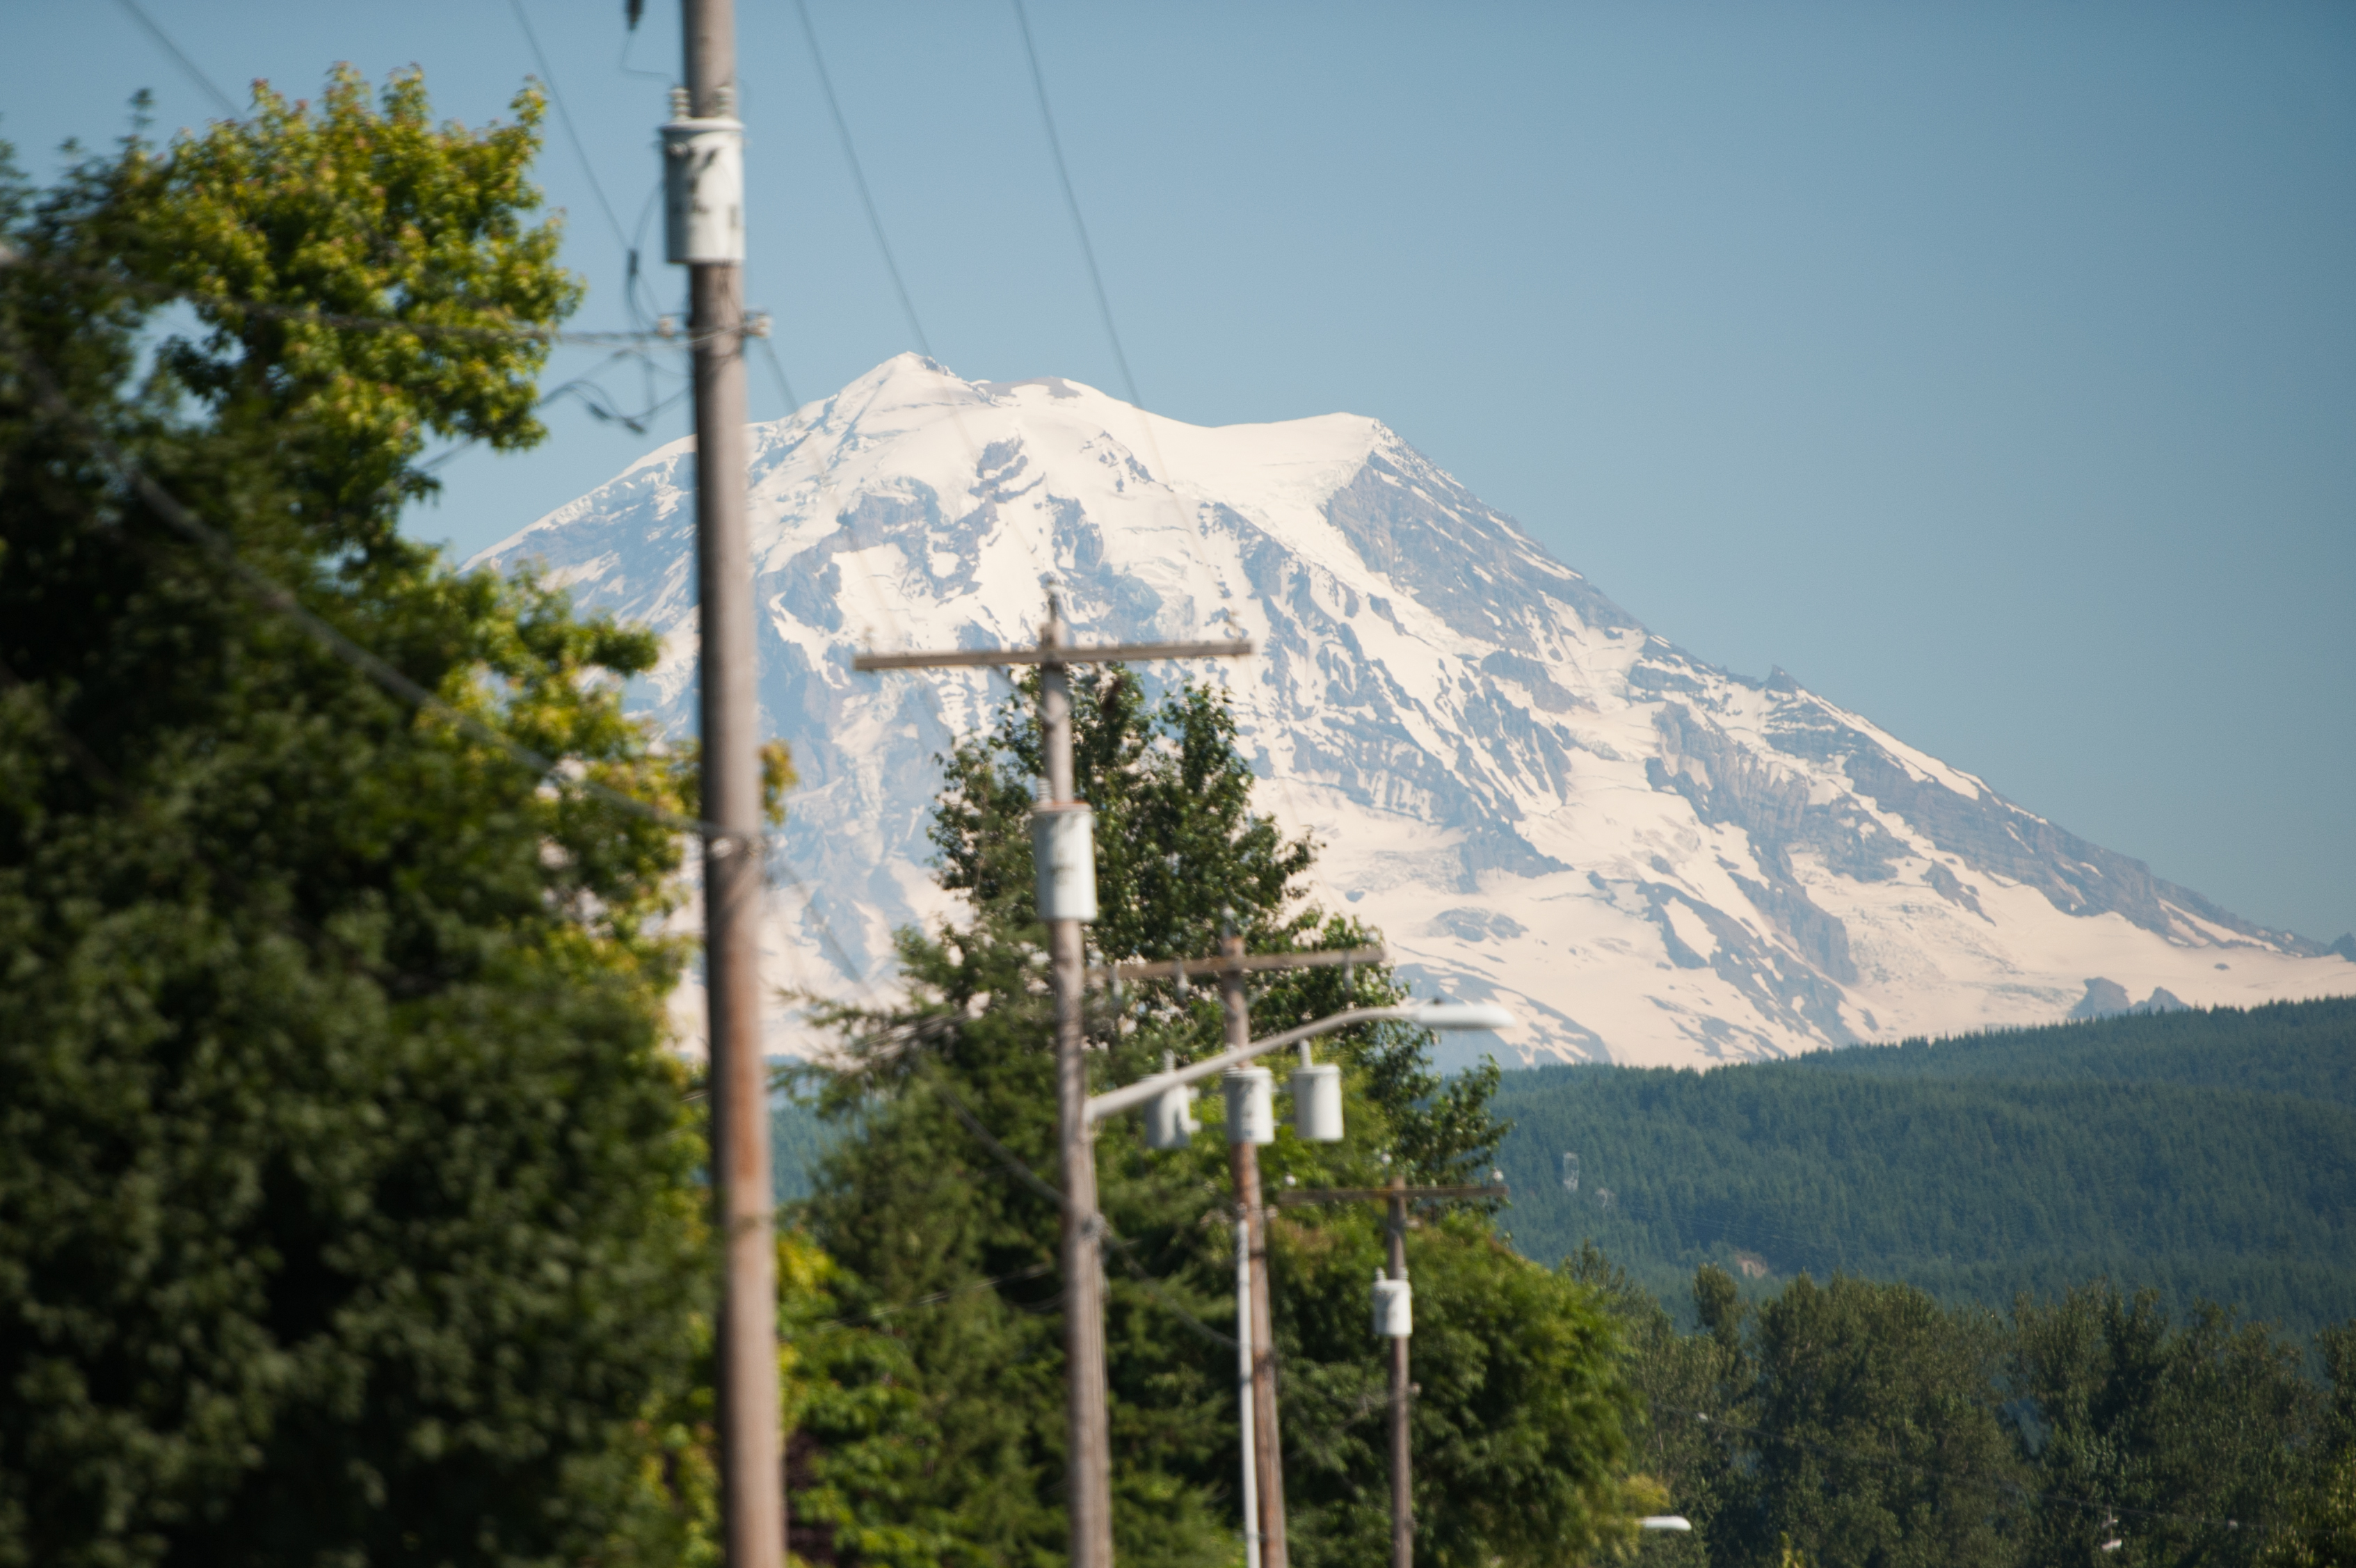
[477,355,2356,1067]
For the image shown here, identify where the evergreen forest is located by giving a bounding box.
[1489,998,2356,1341]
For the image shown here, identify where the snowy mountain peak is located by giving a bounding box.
[479,358,2355,1066]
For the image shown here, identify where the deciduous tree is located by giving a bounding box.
[1,70,707,1568]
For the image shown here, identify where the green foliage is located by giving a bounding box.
[2262,1447,2356,1568]
[1591,1256,2353,1568]
[2012,1283,2330,1566]
[797,668,1640,1568]
[80,65,579,528]
[1490,1000,2356,1341]
[0,73,705,1567]
[1738,1277,2020,1567]
[1566,1249,1733,1567]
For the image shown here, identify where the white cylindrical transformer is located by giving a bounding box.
[1145,1080,1198,1151]
[661,114,746,264]
[1290,1062,1343,1142]
[1224,1067,1275,1146]
[1372,1272,1412,1338]
[1030,803,1098,922]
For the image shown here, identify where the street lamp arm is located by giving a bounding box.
[1087,1007,1408,1123]
[1086,1002,1512,1123]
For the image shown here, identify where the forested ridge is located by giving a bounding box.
[783,998,2356,1336]
[1489,998,2356,1338]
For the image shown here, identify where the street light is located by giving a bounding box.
[1084,1001,1516,1126]
[1089,998,1514,1568]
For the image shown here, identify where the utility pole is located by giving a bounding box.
[1384,1174,1412,1568]
[664,3,774,1563]
[1085,987,1513,1567]
[1221,920,1288,1568]
[1038,608,1114,1568]
[1274,1173,1510,1568]
[1098,939,1380,1567]
[854,595,1252,1568]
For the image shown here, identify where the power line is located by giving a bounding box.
[936,1083,1239,1350]
[505,0,637,259]
[0,653,430,991]
[10,303,886,1039]
[1,313,730,851]
[810,1261,1059,1331]
[753,331,800,415]
[3,246,694,347]
[113,0,237,119]
[1006,0,1142,413]
[791,0,936,360]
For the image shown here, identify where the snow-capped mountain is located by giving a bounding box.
[476,355,2355,1067]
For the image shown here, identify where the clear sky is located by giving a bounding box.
[7,1,2353,946]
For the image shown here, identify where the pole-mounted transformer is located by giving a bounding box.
[1145,1054,1199,1151]
[1224,1066,1276,1146]
[662,86,744,264]
[1291,1058,1343,1142]
[1032,802,1099,923]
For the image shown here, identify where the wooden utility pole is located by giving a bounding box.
[1220,922,1288,1568]
[1274,1174,1510,1568]
[668,2,774,1562]
[1095,939,1379,1568]
[1039,609,1114,1568]
[1386,1176,1411,1568]
[854,598,1251,1568]
[1084,977,1510,1568]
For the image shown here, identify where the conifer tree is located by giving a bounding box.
[801,669,1644,1568]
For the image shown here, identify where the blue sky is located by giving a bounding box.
[7,1,2352,945]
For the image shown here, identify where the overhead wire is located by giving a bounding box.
[791,0,936,362]
[1005,0,1140,415]
[5,247,700,347]
[785,3,1055,619]
[757,8,1078,1016]
[0,66,876,1013]
[502,0,679,346]
[808,1261,1059,1332]
[936,1083,1240,1351]
[0,308,879,1004]
[0,321,727,845]
[505,0,636,262]
[994,2,1350,922]
[113,0,238,119]
[0,653,433,993]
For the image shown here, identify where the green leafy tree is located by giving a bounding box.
[2261,1446,2356,1568]
[2010,1285,2330,1568]
[801,669,1643,1568]
[1590,1257,2352,1568]
[1564,1250,1740,1566]
[1704,1274,2024,1568]
[0,72,710,1567]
